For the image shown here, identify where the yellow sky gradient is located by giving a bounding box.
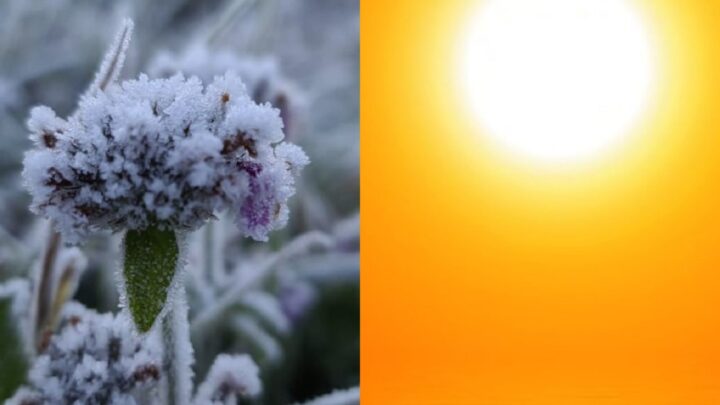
[363,0,720,403]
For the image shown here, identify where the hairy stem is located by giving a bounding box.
[162,306,177,405]
[162,285,193,405]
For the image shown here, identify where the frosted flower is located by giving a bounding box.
[8,302,162,405]
[23,72,308,243]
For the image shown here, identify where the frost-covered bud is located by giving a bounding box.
[237,143,309,241]
[23,72,308,243]
[194,354,262,404]
[10,303,162,405]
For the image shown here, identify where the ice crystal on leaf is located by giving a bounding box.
[23,70,308,244]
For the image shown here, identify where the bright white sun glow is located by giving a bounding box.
[462,0,656,161]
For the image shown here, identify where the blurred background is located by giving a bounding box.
[0,1,358,403]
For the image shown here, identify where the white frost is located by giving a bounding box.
[147,43,304,138]
[194,353,262,404]
[88,18,134,94]
[23,70,308,243]
[11,302,163,404]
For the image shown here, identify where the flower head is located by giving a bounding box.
[8,303,162,405]
[23,72,307,243]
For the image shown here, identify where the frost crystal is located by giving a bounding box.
[194,354,261,404]
[9,302,162,405]
[148,45,302,136]
[23,72,308,243]
[89,18,134,94]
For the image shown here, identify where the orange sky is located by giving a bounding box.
[362,0,720,403]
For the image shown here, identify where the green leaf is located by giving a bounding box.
[124,226,179,332]
[0,297,27,400]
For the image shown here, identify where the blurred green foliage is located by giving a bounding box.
[262,282,359,404]
[0,297,27,400]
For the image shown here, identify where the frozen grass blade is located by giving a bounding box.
[46,248,87,338]
[32,229,60,352]
[124,226,179,333]
[90,18,134,93]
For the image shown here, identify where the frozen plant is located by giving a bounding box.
[7,301,264,405]
[22,16,308,320]
[189,227,332,367]
[0,220,89,358]
[147,40,357,234]
[23,34,308,245]
[7,302,162,405]
[193,354,261,404]
[188,216,359,372]
[17,18,308,405]
[29,226,88,354]
[2,1,359,401]
[0,221,92,401]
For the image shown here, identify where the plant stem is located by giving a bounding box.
[162,284,193,405]
[205,220,224,287]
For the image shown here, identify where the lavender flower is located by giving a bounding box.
[23,71,308,244]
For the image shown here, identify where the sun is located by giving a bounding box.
[461,0,656,162]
